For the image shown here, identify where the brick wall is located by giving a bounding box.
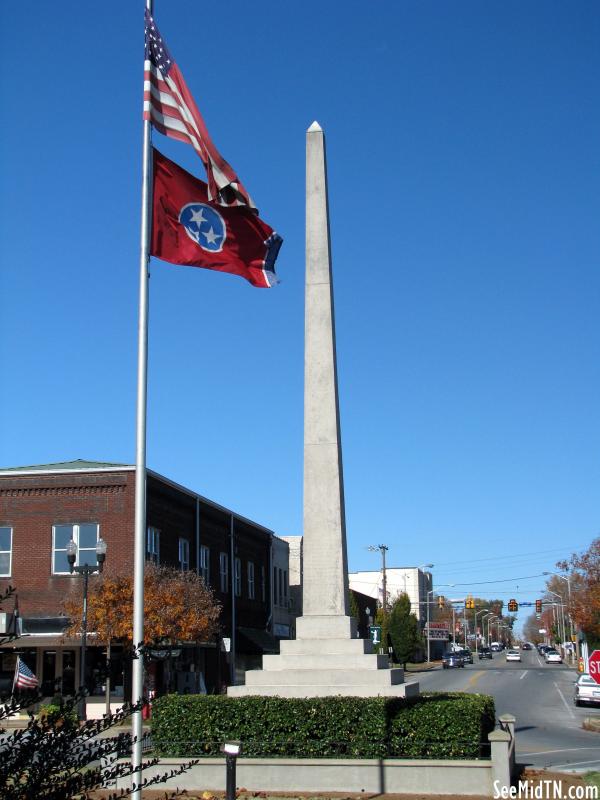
[0,469,135,617]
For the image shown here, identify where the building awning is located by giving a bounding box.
[236,627,280,655]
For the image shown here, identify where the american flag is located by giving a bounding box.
[13,656,39,690]
[143,9,255,210]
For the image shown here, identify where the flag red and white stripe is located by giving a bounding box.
[13,656,39,690]
[143,10,255,210]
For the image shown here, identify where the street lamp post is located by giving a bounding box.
[426,583,454,662]
[544,571,576,662]
[487,614,497,646]
[546,589,566,648]
[67,537,107,721]
[475,609,489,654]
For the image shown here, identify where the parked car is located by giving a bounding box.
[574,674,600,707]
[506,649,521,662]
[544,648,562,664]
[442,651,465,669]
[458,648,473,664]
[538,644,550,655]
[478,647,493,660]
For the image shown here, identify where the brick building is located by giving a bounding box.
[0,460,287,709]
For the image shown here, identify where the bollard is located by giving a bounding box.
[221,741,242,800]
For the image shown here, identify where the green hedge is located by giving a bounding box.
[151,692,495,760]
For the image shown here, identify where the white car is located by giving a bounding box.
[506,649,521,662]
[575,674,600,707]
[544,648,562,664]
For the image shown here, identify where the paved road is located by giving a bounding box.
[415,648,600,773]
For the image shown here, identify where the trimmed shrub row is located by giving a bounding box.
[152,692,495,760]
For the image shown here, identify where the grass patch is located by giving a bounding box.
[584,772,600,790]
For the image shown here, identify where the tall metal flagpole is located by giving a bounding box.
[132,0,153,794]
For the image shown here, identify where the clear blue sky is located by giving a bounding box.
[1,2,598,630]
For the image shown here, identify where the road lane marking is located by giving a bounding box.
[468,671,485,689]
[519,670,528,680]
[520,748,600,756]
[551,759,600,770]
[554,681,576,719]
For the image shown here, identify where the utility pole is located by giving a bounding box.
[368,544,389,614]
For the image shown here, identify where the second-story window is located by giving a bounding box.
[0,527,13,577]
[178,538,189,571]
[219,552,229,593]
[273,566,280,606]
[283,569,288,606]
[234,557,242,597]
[247,561,255,600]
[199,544,210,584]
[147,527,160,564]
[261,565,266,603]
[53,523,100,574]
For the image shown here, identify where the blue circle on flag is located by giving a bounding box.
[179,203,227,253]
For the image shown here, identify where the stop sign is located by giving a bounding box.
[589,650,600,685]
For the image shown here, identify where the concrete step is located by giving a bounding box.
[244,667,405,687]
[279,638,375,656]
[262,653,390,671]
[227,680,420,699]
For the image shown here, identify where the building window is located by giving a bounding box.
[199,545,210,584]
[248,561,255,600]
[219,552,229,593]
[261,565,266,603]
[178,538,190,571]
[52,523,100,574]
[273,566,280,606]
[0,527,12,577]
[146,527,160,564]
[234,557,242,597]
[283,569,288,606]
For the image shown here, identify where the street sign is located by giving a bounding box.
[369,625,382,645]
[426,628,449,640]
[589,650,600,685]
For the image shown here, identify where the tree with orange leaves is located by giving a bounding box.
[557,537,600,647]
[64,563,221,646]
[64,564,222,710]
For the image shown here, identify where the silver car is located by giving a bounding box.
[574,674,600,707]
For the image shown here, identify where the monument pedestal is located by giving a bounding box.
[228,614,420,698]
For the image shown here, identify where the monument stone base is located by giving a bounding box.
[227,615,420,698]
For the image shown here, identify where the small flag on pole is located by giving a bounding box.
[151,148,281,288]
[13,656,39,691]
[144,9,255,210]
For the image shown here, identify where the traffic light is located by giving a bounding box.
[508,598,518,613]
[535,599,542,613]
[465,597,475,609]
[438,595,445,608]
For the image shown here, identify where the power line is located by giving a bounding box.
[444,572,546,586]
[432,544,586,569]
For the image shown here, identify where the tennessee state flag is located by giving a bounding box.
[151,149,282,288]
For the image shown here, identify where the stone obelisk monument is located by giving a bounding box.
[228,123,418,697]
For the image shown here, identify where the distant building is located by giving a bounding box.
[280,535,302,618]
[270,536,295,640]
[348,567,433,622]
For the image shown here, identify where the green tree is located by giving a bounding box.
[374,606,388,654]
[388,592,422,666]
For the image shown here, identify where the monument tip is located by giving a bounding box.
[307,120,323,133]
